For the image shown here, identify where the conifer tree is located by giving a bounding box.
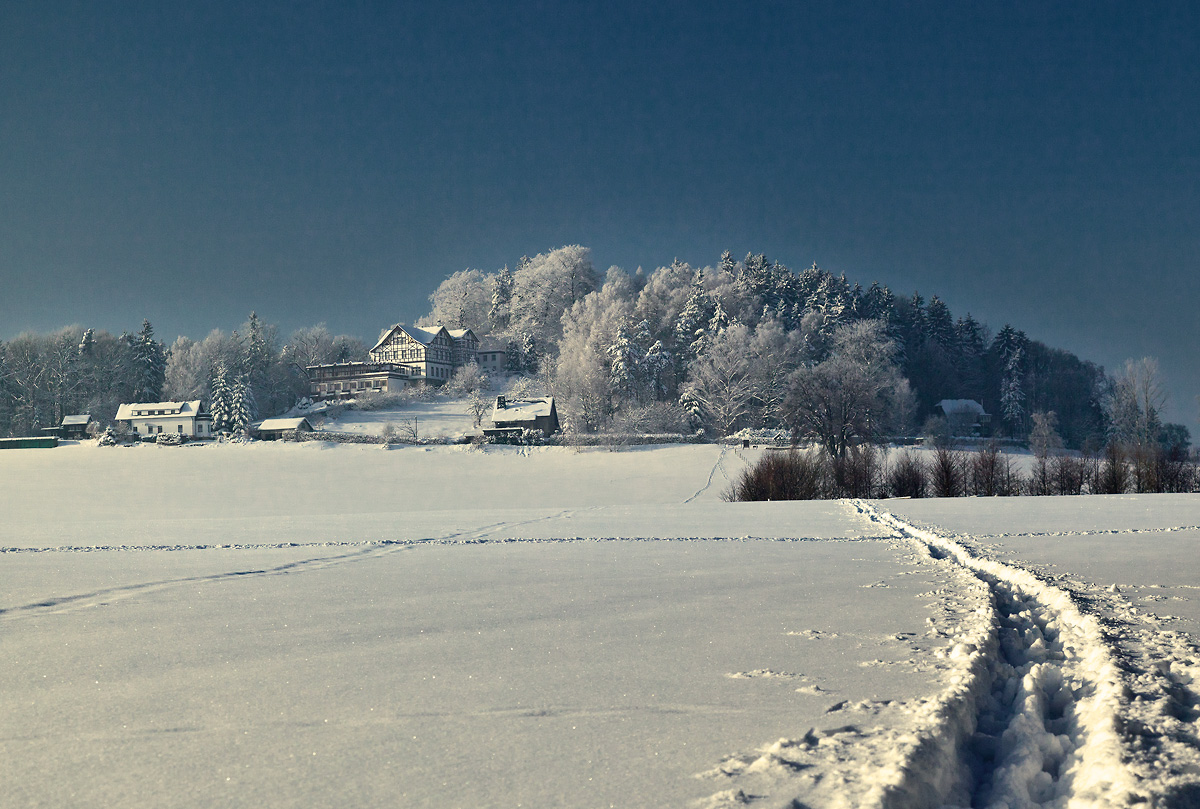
[209,363,233,432]
[131,320,167,402]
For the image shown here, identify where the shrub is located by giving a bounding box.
[726,449,827,501]
[930,447,965,497]
[1094,443,1130,494]
[887,451,927,498]
[969,442,1019,496]
[830,444,882,498]
[1050,454,1090,496]
[155,433,184,446]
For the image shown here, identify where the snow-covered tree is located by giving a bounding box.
[229,373,257,434]
[509,245,597,346]
[425,269,491,332]
[679,323,757,436]
[785,320,908,458]
[489,265,514,332]
[209,364,233,432]
[130,320,167,402]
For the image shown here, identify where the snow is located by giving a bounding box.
[3,441,1199,807]
[311,398,479,439]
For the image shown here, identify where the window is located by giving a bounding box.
[177,425,183,433]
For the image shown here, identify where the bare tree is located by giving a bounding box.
[784,320,908,458]
[679,323,757,436]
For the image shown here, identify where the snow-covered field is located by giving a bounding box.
[3,440,1199,808]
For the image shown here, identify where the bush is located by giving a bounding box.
[930,447,965,497]
[887,451,927,498]
[155,433,184,446]
[725,449,827,501]
[969,442,1019,496]
[1050,454,1090,496]
[830,444,882,498]
[1094,443,1130,494]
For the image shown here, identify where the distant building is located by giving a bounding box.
[255,417,314,440]
[485,395,560,439]
[39,414,93,440]
[475,340,509,375]
[115,401,213,439]
[935,399,992,436]
[307,362,412,400]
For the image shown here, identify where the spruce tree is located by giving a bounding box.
[209,363,233,432]
[131,320,167,402]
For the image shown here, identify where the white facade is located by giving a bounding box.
[115,400,213,438]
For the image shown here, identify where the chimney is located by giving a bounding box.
[496,395,506,409]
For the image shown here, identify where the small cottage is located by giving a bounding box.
[39,414,93,440]
[485,395,560,438]
[115,400,213,439]
[255,417,315,441]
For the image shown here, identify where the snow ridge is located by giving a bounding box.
[851,501,1139,809]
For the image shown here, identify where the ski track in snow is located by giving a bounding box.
[694,502,1200,809]
[684,444,735,503]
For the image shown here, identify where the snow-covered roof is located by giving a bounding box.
[257,417,312,431]
[61,414,92,426]
[370,323,448,353]
[445,328,476,340]
[936,399,988,416]
[492,397,554,422]
[476,340,508,353]
[115,401,204,420]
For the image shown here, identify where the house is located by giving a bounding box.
[485,395,560,438]
[475,340,509,375]
[368,324,459,383]
[306,362,412,400]
[115,400,213,439]
[305,323,483,401]
[255,417,314,440]
[935,399,992,436]
[39,414,93,440]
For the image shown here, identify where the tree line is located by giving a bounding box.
[420,246,1184,453]
[2,244,1188,459]
[0,316,365,437]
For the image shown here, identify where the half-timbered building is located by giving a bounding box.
[306,323,481,401]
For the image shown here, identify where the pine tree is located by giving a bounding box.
[489,265,514,332]
[673,270,715,365]
[1001,347,1027,436]
[209,363,233,432]
[230,374,257,434]
[131,320,167,402]
[606,325,640,405]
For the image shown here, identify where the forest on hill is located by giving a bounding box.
[0,245,1182,456]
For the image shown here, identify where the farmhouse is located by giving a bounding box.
[115,401,213,438]
[935,399,992,436]
[485,395,560,439]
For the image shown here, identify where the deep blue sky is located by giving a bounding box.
[3,1,1198,429]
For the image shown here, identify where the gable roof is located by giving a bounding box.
[936,399,988,416]
[257,417,312,432]
[492,397,555,422]
[61,414,92,426]
[445,328,477,340]
[370,323,449,353]
[115,401,205,420]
